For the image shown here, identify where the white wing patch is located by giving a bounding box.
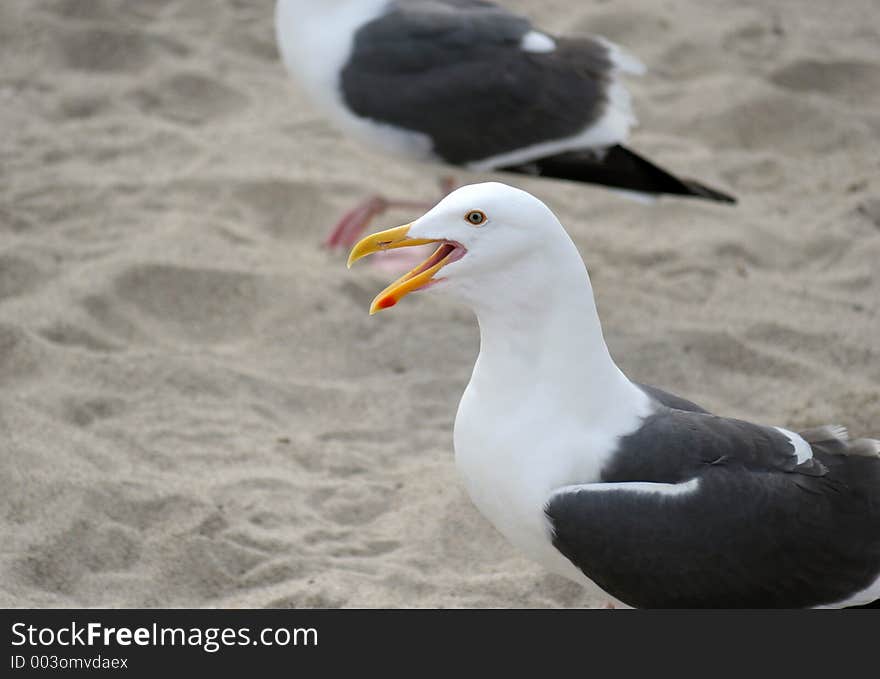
[520,31,556,54]
[775,427,814,464]
[551,478,700,501]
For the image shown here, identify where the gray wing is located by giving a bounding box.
[340,0,616,165]
[545,408,880,608]
[603,408,828,482]
[637,383,710,414]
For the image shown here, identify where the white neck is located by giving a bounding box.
[450,233,650,581]
[461,238,646,429]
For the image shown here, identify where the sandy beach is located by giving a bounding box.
[1,0,878,608]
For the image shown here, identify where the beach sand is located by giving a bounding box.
[1,0,878,607]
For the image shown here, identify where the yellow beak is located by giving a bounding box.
[347,224,457,314]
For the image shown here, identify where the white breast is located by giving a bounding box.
[453,382,606,582]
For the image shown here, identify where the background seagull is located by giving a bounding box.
[347,182,880,608]
[276,0,736,252]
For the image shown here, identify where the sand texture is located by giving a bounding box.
[1,0,878,608]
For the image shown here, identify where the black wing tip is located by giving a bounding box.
[678,179,738,205]
[501,145,738,206]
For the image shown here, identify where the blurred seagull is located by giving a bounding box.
[275,0,736,252]
[347,182,880,609]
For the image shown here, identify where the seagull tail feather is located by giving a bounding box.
[801,425,880,458]
[501,144,737,205]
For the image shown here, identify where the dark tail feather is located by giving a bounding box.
[501,144,736,205]
[845,599,880,609]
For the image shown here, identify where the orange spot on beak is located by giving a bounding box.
[377,296,397,310]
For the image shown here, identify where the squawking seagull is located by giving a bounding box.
[275,0,736,251]
[347,182,880,608]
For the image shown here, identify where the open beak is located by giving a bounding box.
[347,224,464,314]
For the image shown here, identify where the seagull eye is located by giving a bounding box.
[465,210,487,226]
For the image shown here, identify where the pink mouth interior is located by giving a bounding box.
[410,242,465,277]
[410,241,466,290]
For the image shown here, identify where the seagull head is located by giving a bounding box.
[348,182,579,314]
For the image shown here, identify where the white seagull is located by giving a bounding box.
[347,182,880,608]
[276,0,735,251]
